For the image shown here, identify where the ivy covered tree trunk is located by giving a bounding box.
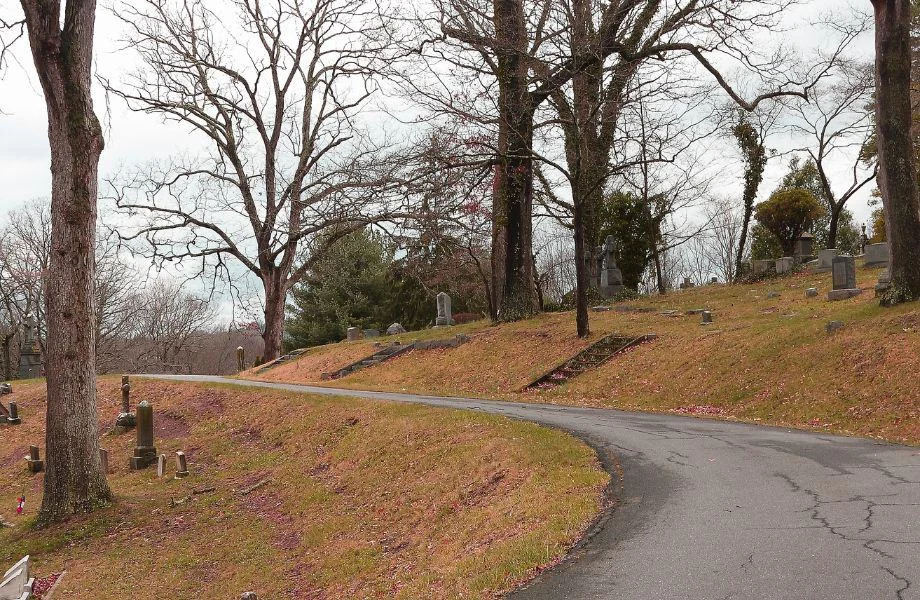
[20,0,113,525]
[873,0,920,304]
[494,0,537,321]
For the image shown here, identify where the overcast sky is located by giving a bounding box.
[0,0,876,224]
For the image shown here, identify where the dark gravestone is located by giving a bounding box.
[99,448,111,474]
[236,346,245,371]
[7,401,21,425]
[130,400,157,470]
[828,255,861,301]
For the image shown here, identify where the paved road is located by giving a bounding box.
[148,375,920,599]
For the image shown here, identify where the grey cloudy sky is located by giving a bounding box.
[0,1,876,224]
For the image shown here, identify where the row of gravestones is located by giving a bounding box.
[10,376,190,479]
[752,243,890,278]
[346,292,455,342]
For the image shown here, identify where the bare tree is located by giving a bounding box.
[789,59,877,249]
[16,0,113,524]
[703,196,745,282]
[872,0,920,304]
[105,0,410,361]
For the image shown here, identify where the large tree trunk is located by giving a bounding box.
[826,204,842,250]
[21,0,113,526]
[261,269,286,361]
[573,193,590,337]
[494,0,537,321]
[874,0,920,304]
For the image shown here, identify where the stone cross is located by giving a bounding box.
[435,292,453,326]
[7,401,21,425]
[175,451,190,478]
[130,400,157,470]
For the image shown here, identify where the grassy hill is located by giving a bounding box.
[247,264,919,446]
[0,378,607,599]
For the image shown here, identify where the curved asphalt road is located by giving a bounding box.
[148,375,919,599]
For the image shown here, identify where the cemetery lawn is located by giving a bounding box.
[245,263,920,446]
[0,378,607,599]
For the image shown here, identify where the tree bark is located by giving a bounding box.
[261,269,286,361]
[873,0,920,304]
[20,0,113,525]
[494,0,537,321]
[826,205,842,250]
[573,193,590,337]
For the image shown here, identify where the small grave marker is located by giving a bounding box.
[25,446,43,474]
[157,454,166,478]
[7,402,21,425]
[175,451,190,478]
[99,448,110,474]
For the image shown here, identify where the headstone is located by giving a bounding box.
[832,255,856,289]
[794,232,815,260]
[710,277,718,284]
[679,277,694,290]
[828,256,861,300]
[346,327,362,341]
[17,314,42,380]
[7,402,20,425]
[0,556,33,600]
[240,593,258,600]
[805,287,819,298]
[99,448,110,474]
[816,248,836,273]
[875,268,892,297]
[435,292,453,326]
[752,260,773,275]
[362,329,380,338]
[864,242,890,267]
[0,383,11,395]
[130,400,157,470]
[775,257,794,275]
[175,451,189,478]
[157,454,166,478]
[236,346,245,371]
[767,291,781,299]
[386,323,406,335]
[700,311,713,325]
[25,446,43,474]
[598,236,625,298]
[826,320,845,334]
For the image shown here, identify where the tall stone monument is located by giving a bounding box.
[595,236,625,299]
[130,400,157,470]
[18,314,42,379]
[435,292,453,326]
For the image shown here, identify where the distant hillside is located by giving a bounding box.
[246,264,920,445]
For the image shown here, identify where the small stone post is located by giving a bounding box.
[99,448,110,474]
[26,445,44,473]
[130,400,157,470]
[121,375,131,413]
[7,401,21,425]
[236,346,245,371]
[175,451,189,478]
[157,454,166,478]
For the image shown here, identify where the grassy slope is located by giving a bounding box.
[0,378,607,599]
[246,265,919,445]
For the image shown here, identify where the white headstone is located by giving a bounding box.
[0,556,29,600]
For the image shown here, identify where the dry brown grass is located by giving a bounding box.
[0,378,607,599]
[245,265,920,445]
